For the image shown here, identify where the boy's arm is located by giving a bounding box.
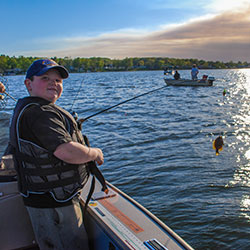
[53,141,104,166]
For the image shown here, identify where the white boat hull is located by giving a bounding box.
[164,78,214,87]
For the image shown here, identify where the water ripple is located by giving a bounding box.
[0,69,249,249]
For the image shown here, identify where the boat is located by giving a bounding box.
[164,76,215,87]
[0,154,194,250]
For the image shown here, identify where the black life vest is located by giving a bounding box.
[9,97,89,202]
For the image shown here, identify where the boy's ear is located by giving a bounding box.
[24,79,32,92]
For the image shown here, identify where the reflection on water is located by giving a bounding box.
[246,149,250,160]
[238,69,250,95]
[241,195,250,220]
[224,69,250,226]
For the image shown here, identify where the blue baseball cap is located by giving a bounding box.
[26,59,69,79]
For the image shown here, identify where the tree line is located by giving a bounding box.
[0,54,249,75]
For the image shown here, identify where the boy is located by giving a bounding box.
[9,59,104,249]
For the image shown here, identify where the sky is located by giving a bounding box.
[1,0,250,62]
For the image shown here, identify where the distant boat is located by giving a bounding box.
[0,155,194,250]
[164,76,215,87]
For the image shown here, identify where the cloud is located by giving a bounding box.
[204,0,250,13]
[25,5,250,62]
[146,7,250,61]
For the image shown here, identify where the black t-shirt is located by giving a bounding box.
[19,101,75,207]
[20,102,72,152]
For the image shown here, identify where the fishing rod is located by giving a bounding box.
[0,81,17,102]
[2,90,17,102]
[78,84,168,123]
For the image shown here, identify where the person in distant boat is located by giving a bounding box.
[199,74,208,83]
[191,64,199,80]
[6,59,104,249]
[174,70,180,80]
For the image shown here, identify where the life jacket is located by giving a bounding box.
[9,97,90,202]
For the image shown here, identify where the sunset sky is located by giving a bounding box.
[1,0,250,62]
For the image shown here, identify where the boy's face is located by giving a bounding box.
[25,69,63,103]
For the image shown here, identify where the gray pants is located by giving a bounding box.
[26,198,89,250]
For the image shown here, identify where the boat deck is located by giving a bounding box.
[81,177,194,250]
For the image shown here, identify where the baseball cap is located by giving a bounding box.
[26,59,69,79]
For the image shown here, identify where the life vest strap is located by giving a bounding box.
[26,176,80,191]
[15,150,59,165]
[22,164,77,176]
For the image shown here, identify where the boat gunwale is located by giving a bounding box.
[164,78,214,87]
[81,181,194,250]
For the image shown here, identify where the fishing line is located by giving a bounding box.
[69,77,85,113]
[79,84,168,123]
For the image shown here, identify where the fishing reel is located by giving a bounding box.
[71,111,84,130]
[71,111,78,121]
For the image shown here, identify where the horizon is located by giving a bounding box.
[2,54,249,65]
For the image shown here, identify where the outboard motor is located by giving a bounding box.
[208,76,215,86]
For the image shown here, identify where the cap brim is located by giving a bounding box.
[36,65,69,79]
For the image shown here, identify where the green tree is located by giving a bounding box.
[138,60,144,67]
[123,57,133,70]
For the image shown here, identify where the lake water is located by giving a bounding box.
[0,69,249,249]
